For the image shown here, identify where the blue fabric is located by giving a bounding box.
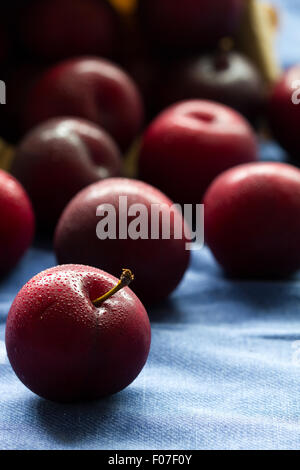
[1,0,300,451]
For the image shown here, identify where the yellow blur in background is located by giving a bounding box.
[110,0,137,15]
[0,139,14,172]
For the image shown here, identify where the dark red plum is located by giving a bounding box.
[139,100,258,205]
[6,265,151,402]
[138,0,245,52]
[159,51,265,125]
[55,178,190,304]
[11,117,122,230]
[20,0,120,61]
[0,170,35,277]
[204,162,300,278]
[23,57,144,151]
[269,66,300,158]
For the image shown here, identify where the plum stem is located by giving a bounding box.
[92,269,134,307]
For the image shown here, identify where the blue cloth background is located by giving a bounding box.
[1,0,300,451]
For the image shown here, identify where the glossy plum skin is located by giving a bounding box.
[268,66,300,158]
[204,162,300,278]
[5,264,151,403]
[23,58,144,151]
[55,178,190,304]
[11,117,122,231]
[139,100,258,205]
[160,52,265,125]
[138,0,244,52]
[20,0,120,61]
[0,170,35,277]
